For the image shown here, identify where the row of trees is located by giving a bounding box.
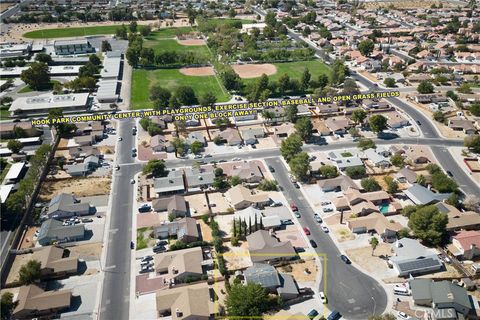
[149,84,217,110]
[231,214,264,245]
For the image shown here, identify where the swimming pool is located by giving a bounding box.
[378,203,389,214]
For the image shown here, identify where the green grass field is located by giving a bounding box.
[206,18,255,26]
[243,60,331,85]
[143,39,211,57]
[144,27,195,40]
[23,25,121,39]
[131,68,230,109]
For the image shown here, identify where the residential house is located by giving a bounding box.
[435,202,480,231]
[312,119,332,136]
[64,163,90,177]
[235,207,282,230]
[184,167,215,191]
[226,185,271,210]
[37,219,85,246]
[153,170,185,195]
[241,127,265,145]
[247,230,296,264]
[395,167,417,184]
[151,195,188,218]
[337,187,395,216]
[317,175,359,192]
[155,282,213,319]
[325,117,353,134]
[363,148,391,168]
[0,122,40,139]
[389,238,443,277]
[3,162,27,184]
[13,285,72,320]
[402,146,432,164]
[243,263,299,300]
[347,212,403,242]
[384,111,409,128]
[404,184,450,205]
[212,128,242,146]
[327,151,364,171]
[448,118,477,135]
[186,131,207,147]
[273,123,296,139]
[154,217,199,243]
[225,162,264,184]
[46,193,92,219]
[68,146,101,160]
[448,230,480,260]
[154,247,205,283]
[150,135,174,153]
[409,279,474,319]
[27,246,79,279]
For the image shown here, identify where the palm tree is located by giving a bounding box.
[370,237,379,256]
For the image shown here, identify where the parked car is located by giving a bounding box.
[294,212,301,218]
[153,245,166,253]
[118,137,122,141]
[319,291,327,304]
[293,182,300,189]
[397,311,408,320]
[303,227,311,235]
[139,265,152,273]
[138,204,151,213]
[340,254,351,264]
[321,225,329,233]
[232,157,241,161]
[194,154,202,159]
[290,203,298,211]
[446,170,453,177]
[307,309,319,319]
[130,179,135,184]
[323,207,333,213]
[115,165,120,171]
[281,219,294,225]
[310,240,317,248]
[327,310,342,320]
[321,201,331,206]
[270,201,282,207]
[82,218,93,223]
[204,154,212,158]
[130,241,135,249]
[141,256,153,263]
[313,213,322,223]
[268,165,275,172]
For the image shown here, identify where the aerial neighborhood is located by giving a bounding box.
[0,0,479,319]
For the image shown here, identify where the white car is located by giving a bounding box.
[397,311,408,319]
[319,291,327,304]
[321,201,331,206]
[321,225,329,233]
[130,179,135,184]
[231,157,241,161]
[118,137,122,141]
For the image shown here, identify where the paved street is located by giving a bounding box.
[98,119,137,320]
[265,158,387,319]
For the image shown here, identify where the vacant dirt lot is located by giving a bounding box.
[232,63,277,78]
[223,242,252,270]
[177,39,206,46]
[179,66,215,76]
[39,177,111,201]
[277,259,318,282]
[346,243,392,274]
[68,243,103,261]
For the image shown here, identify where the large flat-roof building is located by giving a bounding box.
[9,93,90,116]
[54,39,94,55]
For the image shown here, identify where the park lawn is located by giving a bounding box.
[0,108,11,120]
[23,25,120,39]
[144,27,195,40]
[143,39,211,58]
[18,80,60,94]
[131,69,230,109]
[207,18,255,26]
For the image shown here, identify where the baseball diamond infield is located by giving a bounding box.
[179,67,216,76]
[177,39,207,46]
[232,63,277,78]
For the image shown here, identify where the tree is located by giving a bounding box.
[175,86,197,105]
[446,192,460,208]
[357,138,376,150]
[285,104,298,123]
[300,68,311,90]
[142,159,166,177]
[358,39,375,56]
[138,25,151,36]
[464,195,480,212]
[115,24,128,39]
[464,135,480,153]
[257,180,278,191]
[431,172,458,193]
[369,237,379,256]
[79,62,99,77]
[228,8,236,18]
[470,103,480,117]
[294,117,313,141]
[330,59,347,85]
[416,174,427,187]
[317,74,329,89]
[265,11,277,27]
[280,133,303,162]
[126,47,140,68]
[48,108,76,137]
[368,314,396,320]
[361,178,381,192]
[390,154,405,167]
[417,81,434,94]
[7,139,22,154]
[351,109,367,125]
[20,62,50,90]
[345,166,366,179]
[225,283,276,317]
[35,52,52,64]
[129,21,138,33]
[230,176,242,186]
[384,78,396,88]
[458,83,472,94]
[278,73,291,94]
[213,176,229,190]
[289,152,310,181]
[199,91,216,107]
[149,85,171,109]
[190,141,203,154]
[1,292,14,320]
[368,115,388,134]
[19,260,41,285]
[89,54,101,66]
[101,40,112,52]
[408,205,448,245]
[433,111,446,123]
[318,165,338,179]
[384,176,399,194]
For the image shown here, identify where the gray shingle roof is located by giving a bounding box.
[38,219,85,242]
[244,264,280,288]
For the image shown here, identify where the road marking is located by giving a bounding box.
[109,229,118,233]
[105,265,116,270]
[298,196,304,200]
[348,298,356,304]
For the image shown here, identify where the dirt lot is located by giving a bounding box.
[331,224,356,243]
[364,0,447,9]
[223,242,252,270]
[345,243,392,274]
[179,66,215,76]
[232,63,277,78]
[277,258,318,282]
[19,226,38,249]
[39,177,111,201]
[68,243,103,261]
[208,192,232,214]
[199,220,213,242]
[177,39,206,46]
[185,194,210,217]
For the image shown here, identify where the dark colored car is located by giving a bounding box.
[446,170,453,177]
[340,254,351,264]
[327,310,342,320]
[307,309,319,319]
[416,120,422,126]
[310,240,317,248]
[268,165,275,172]
[293,182,300,189]
[130,241,135,249]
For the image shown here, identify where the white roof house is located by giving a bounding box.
[4,162,26,183]
[0,184,14,204]
[9,93,90,115]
